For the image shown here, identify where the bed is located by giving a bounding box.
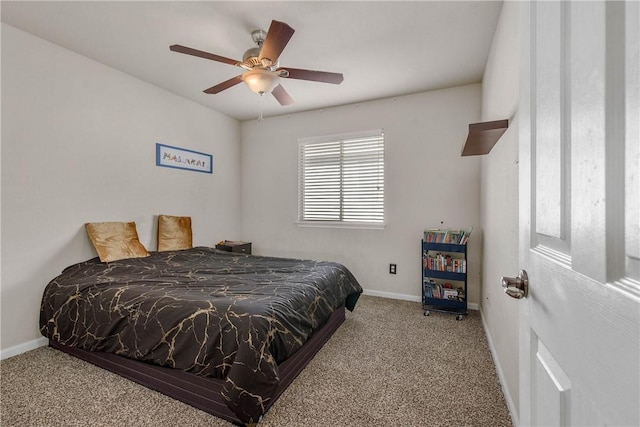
[40,246,363,425]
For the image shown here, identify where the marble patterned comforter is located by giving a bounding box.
[39,247,363,423]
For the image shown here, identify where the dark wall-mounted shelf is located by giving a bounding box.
[461,119,509,156]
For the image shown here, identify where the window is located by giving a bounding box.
[298,129,384,227]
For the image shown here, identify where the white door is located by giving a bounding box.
[517,1,639,426]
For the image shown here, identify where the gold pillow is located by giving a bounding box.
[85,222,150,262]
[157,215,192,252]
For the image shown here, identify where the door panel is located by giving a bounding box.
[625,1,640,283]
[520,1,640,426]
[534,0,565,242]
[532,333,571,427]
[570,0,614,282]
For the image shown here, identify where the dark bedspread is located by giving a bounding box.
[40,247,362,423]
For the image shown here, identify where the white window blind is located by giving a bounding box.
[298,130,384,226]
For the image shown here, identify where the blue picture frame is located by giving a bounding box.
[156,143,213,174]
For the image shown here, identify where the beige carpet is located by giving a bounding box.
[1,295,512,426]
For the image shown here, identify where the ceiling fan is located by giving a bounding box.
[170,20,344,106]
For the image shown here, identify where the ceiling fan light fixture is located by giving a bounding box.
[243,69,280,95]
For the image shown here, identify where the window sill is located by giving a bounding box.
[296,221,385,230]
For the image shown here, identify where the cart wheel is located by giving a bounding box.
[424,310,430,316]
[456,315,463,321]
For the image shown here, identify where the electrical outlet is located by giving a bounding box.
[389,264,397,274]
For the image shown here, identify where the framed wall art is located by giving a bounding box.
[156,143,213,174]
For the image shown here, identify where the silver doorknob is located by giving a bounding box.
[501,270,529,299]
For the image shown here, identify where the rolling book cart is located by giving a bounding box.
[422,229,470,320]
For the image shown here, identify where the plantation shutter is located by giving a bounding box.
[298,130,384,225]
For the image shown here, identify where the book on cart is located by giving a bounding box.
[423,227,473,245]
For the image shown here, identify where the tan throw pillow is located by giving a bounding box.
[85,222,150,262]
[157,215,192,252]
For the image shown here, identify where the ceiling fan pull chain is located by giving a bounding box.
[258,94,264,122]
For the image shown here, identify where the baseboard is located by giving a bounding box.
[362,288,421,302]
[362,288,479,310]
[0,336,48,360]
[479,307,519,427]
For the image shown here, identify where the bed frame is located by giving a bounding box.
[49,305,346,426]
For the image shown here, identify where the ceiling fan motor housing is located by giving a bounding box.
[243,29,279,70]
[242,47,262,66]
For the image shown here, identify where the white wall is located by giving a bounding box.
[0,24,241,354]
[479,1,520,422]
[240,85,482,303]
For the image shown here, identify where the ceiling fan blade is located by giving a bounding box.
[259,20,295,65]
[282,67,344,85]
[203,75,244,94]
[170,44,239,66]
[271,84,294,106]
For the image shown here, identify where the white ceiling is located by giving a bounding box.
[1,1,503,122]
